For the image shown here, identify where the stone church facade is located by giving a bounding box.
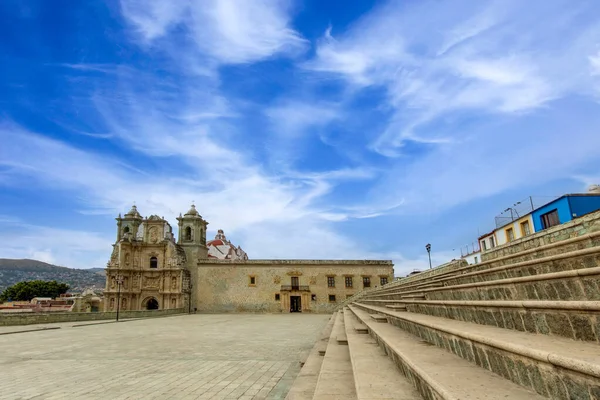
[104,205,393,313]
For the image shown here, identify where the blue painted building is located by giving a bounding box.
[531,193,600,232]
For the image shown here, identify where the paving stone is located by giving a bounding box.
[0,314,329,399]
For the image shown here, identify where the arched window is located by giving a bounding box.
[123,226,130,233]
[150,256,158,269]
[185,226,192,241]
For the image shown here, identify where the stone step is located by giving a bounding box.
[439,246,600,289]
[378,233,600,298]
[385,304,407,311]
[348,305,545,400]
[401,294,425,300]
[337,335,348,345]
[312,312,357,400]
[369,314,388,323]
[354,325,368,334]
[402,299,600,342]
[372,266,600,303]
[354,303,600,399]
[343,308,422,400]
[364,244,600,303]
[286,314,336,400]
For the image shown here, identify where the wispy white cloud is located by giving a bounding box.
[0,122,402,268]
[0,217,111,269]
[120,0,307,65]
[591,52,600,76]
[306,0,600,155]
[266,100,342,139]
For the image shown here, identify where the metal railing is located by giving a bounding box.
[494,195,558,228]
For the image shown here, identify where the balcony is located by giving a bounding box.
[280,285,310,292]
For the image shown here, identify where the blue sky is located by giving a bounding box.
[1,0,600,275]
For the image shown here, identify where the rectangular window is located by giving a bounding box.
[505,228,514,242]
[481,240,487,251]
[490,236,495,248]
[328,295,336,302]
[345,276,353,288]
[249,276,256,286]
[520,221,531,236]
[541,209,560,229]
[474,256,479,264]
[291,276,299,291]
[311,294,316,301]
[363,277,371,288]
[327,276,335,288]
[380,277,388,286]
[275,294,280,301]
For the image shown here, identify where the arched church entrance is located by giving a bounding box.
[142,297,159,310]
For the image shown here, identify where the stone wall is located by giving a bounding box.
[0,308,184,326]
[195,260,393,313]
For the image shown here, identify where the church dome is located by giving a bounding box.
[125,205,142,218]
[207,230,248,260]
[184,204,200,217]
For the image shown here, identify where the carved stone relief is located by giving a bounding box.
[309,276,317,285]
[149,226,159,243]
[286,270,303,276]
[143,277,159,289]
[273,276,281,284]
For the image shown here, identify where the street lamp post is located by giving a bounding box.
[116,274,124,322]
[188,282,193,314]
[425,243,432,269]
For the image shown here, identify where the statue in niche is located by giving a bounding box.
[110,276,116,289]
[124,253,130,266]
[171,276,177,290]
[121,298,128,310]
[110,247,118,263]
[109,298,115,310]
[171,298,176,308]
[133,274,139,288]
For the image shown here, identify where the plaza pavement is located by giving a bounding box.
[0,313,330,400]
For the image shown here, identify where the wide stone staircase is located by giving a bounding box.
[286,214,600,399]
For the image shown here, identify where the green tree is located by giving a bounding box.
[0,280,69,302]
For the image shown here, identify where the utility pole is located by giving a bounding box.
[116,274,124,322]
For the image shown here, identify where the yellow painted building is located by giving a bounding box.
[494,214,534,246]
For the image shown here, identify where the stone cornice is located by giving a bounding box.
[196,259,393,266]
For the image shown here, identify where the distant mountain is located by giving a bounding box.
[87,268,106,277]
[0,259,105,294]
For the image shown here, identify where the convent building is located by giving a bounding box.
[104,205,393,313]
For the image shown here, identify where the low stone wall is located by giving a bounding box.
[404,301,600,342]
[0,308,185,326]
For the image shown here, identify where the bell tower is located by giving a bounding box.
[177,204,208,260]
[116,205,143,242]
